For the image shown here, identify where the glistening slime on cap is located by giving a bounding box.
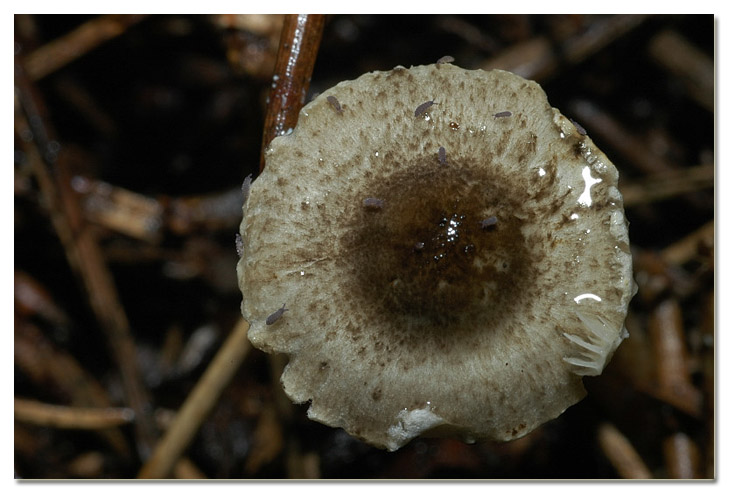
[236,63,636,451]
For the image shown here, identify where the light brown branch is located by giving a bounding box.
[648,298,703,417]
[24,15,147,80]
[481,15,649,81]
[568,99,676,175]
[597,423,652,479]
[72,176,163,243]
[664,432,702,479]
[14,398,135,429]
[661,220,714,266]
[621,164,714,208]
[173,457,208,479]
[137,318,251,479]
[648,30,714,112]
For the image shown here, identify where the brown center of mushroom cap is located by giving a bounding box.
[344,157,535,326]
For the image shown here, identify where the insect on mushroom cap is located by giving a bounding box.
[237,64,635,451]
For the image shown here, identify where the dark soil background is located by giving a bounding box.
[14,14,714,479]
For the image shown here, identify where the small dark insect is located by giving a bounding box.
[363,197,385,210]
[436,55,455,64]
[266,303,288,325]
[235,233,244,257]
[414,100,436,117]
[414,242,425,251]
[494,111,512,118]
[241,174,253,204]
[570,118,587,136]
[326,95,343,114]
[480,216,498,229]
[438,146,447,166]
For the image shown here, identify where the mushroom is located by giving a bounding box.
[237,64,635,451]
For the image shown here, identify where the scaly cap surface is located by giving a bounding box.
[237,64,634,451]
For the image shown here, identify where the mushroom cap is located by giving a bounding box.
[237,64,635,451]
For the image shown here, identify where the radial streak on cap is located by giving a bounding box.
[237,64,635,451]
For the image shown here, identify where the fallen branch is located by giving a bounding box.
[15,398,135,429]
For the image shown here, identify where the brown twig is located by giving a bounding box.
[633,249,696,304]
[663,432,702,479]
[481,14,648,81]
[661,220,714,266]
[71,176,164,243]
[621,164,714,208]
[567,99,676,175]
[243,402,284,475]
[648,30,714,112]
[173,457,208,479]
[597,422,653,479]
[560,14,649,66]
[648,298,703,418]
[67,452,106,478]
[481,37,555,81]
[259,14,325,171]
[137,318,251,479]
[436,16,499,54]
[23,15,147,81]
[53,76,117,136]
[14,398,135,430]
[14,270,70,326]
[71,175,245,241]
[166,188,243,235]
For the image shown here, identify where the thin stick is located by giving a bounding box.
[243,402,284,474]
[259,14,325,171]
[648,30,714,111]
[137,318,251,479]
[173,457,208,479]
[24,15,147,81]
[561,15,649,65]
[72,176,246,240]
[661,220,714,266]
[597,423,653,479]
[14,270,70,326]
[648,298,703,417]
[481,15,649,81]
[14,398,135,429]
[621,164,714,208]
[167,187,244,235]
[568,99,676,175]
[73,176,164,243]
[664,432,702,479]
[480,37,555,81]
[53,76,117,136]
